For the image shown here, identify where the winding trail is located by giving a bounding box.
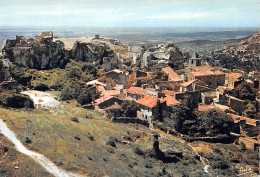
[0,119,82,177]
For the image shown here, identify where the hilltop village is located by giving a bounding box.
[0,31,259,176]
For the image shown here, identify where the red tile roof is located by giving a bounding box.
[198,105,215,112]
[163,96,181,106]
[127,87,142,94]
[180,80,195,87]
[191,65,224,77]
[225,73,242,79]
[227,113,257,126]
[94,96,114,106]
[127,87,146,95]
[240,137,260,144]
[192,65,214,72]
[137,96,160,108]
[162,90,175,96]
[162,67,183,82]
[104,90,121,96]
[96,85,106,95]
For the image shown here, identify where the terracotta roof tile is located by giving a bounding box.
[162,90,175,96]
[162,67,183,82]
[240,137,260,144]
[104,90,121,96]
[96,86,106,95]
[137,95,159,108]
[225,73,242,79]
[127,87,142,94]
[163,96,181,106]
[127,87,146,95]
[94,96,114,106]
[198,105,215,112]
[191,65,224,77]
[192,65,214,72]
[227,113,257,126]
[180,80,195,87]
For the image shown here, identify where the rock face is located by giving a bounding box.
[2,32,68,69]
[71,42,114,64]
[2,32,115,69]
[142,42,183,68]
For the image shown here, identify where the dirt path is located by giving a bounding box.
[0,119,82,177]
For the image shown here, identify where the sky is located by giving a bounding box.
[0,0,259,28]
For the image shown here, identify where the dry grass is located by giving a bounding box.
[0,97,206,176]
[0,135,53,177]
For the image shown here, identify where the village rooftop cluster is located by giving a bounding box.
[0,32,259,152]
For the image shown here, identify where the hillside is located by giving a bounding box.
[0,134,53,176]
[0,97,208,177]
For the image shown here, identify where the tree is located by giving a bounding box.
[60,81,98,106]
[167,96,197,133]
[77,87,99,105]
[233,82,257,101]
[121,100,139,117]
[198,109,234,136]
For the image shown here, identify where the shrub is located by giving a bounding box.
[0,92,34,108]
[71,117,79,123]
[134,147,144,156]
[121,100,140,117]
[106,137,117,148]
[199,109,234,136]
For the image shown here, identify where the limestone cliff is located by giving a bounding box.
[2,32,115,69]
[2,33,68,69]
[71,41,114,64]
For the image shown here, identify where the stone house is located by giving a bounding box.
[160,67,183,91]
[175,91,200,108]
[103,69,129,87]
[94,96,123,109]
[163,96,181,107]
[228,113,260,137]
[238,137,259,151]
[179,80,194,92]
[136,96,167,126]
[145,88,164,98]
[180,79,208,92]
[127,87,146,100]
[201,91,217,105]
[188,65,225,89]
[228,96,246,115]
[225,73,242,88]
[162,67,183,82]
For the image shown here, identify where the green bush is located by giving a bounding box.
[0,92,34,108]
[199,109,234,136]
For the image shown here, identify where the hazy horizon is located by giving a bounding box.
[0,0,259,28]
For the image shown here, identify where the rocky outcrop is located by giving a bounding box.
[142,42,184,68]
[2,33,68,69]
[71,41,114,64]
[2,32,115,69]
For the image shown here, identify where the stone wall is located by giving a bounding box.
[111,117,149,127]
[175,91,201,108]
[229,96,245,115]
[98,97,123,109]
